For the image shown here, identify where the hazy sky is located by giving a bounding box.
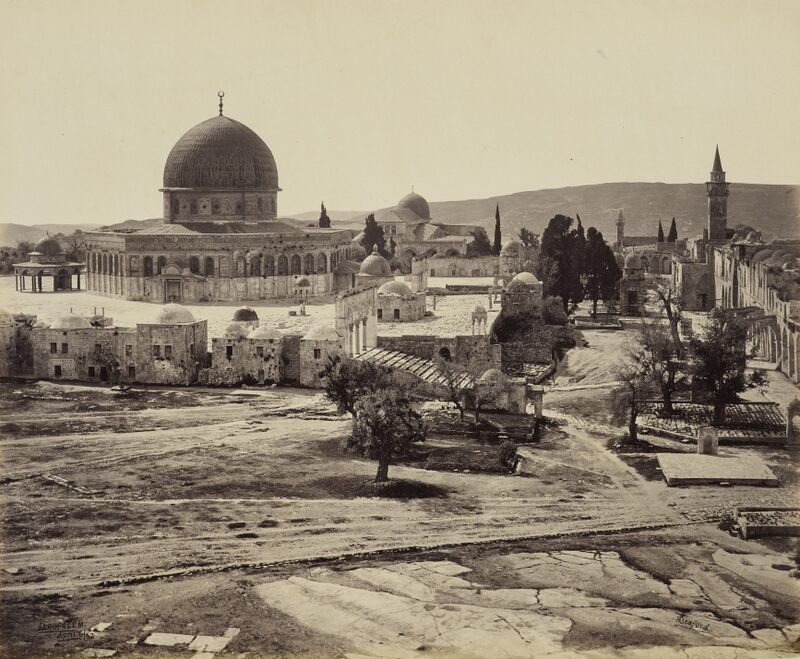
[1,0,798,225]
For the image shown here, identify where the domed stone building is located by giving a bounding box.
[355,246,394,287]
[366,189,486,270]
[376,280,426,322]
[500,270,544,315]
[13,235,85,293]
[82,96,358,303]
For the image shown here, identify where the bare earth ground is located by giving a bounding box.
[1,301,799,656]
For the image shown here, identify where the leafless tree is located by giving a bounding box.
[647,276,684,359]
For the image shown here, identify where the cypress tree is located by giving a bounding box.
[493,204,502,255]
[318,202,331,228]
[667,217,678,242]
[657,220,665,242]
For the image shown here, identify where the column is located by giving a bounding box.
[77,271,81,290]
[361,318,368,352]
[349,324,355,356]
[14,274,18,291]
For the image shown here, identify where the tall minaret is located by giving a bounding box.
[615,209,625,247]
[706,145,729,241]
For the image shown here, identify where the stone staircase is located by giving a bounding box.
[355,347,474,390]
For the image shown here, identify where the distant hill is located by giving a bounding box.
[423,182,799,243]
[336,182,799,242]
[5,183,796,246]
[0,222,101,246]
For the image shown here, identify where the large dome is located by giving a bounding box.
[377,280,415,298]
[163,115,278,190]
[155,304,195,324]
[397,191,430,220]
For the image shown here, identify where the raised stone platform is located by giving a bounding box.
[656,453,780,487]
[736,507,800,539]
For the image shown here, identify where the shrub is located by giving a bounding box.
[498,440,518,471]
[542,296,568,325]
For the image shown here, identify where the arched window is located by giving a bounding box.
[290,254,302,275]
[249,256,261,276]
[316,252,327,274]
[129,256,139,276]
[277,255,288,275]
[143,256,153,277]
[303,253,315,274]
[264,255,275,276]
[189,256,200,274]
[204,256,215,276]
[157,256,167,274]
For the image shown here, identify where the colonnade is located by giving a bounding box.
[347,318,369,356]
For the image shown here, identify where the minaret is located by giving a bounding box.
[615,210,625,247]
[706,145,729,241]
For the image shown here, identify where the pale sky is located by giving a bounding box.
[1,0,798,225]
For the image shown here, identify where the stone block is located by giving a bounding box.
[696,426,718,455]
[143,632,195,647]
[188,635,232,652]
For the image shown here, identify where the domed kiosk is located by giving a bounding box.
[13,235,85,293]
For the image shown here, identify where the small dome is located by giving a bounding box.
[156,304,195,324]
[304,325,342,341]
[624,252,643,271]
[33,236,62,260]
[478,368,508,385]
[224,322,249,339]
[378,280,415,298]
[295,276,312,288]
[248,325,283,340]
[0,309,15,326]
[359,246,392,276]
[33,320,50,329]
[232,306,258,322]
[753,249,773,262]
[501,239,522,255]
[397,191,430,220]
[50,313,91,330]
[512,271,539,285]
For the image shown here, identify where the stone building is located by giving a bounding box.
[713,240,800,384]
[208,322,283,385]
[500,271,543,316]
[29,304,207,385]
[299,326,344,387]
[0,309,19,377]
[81,97,358,304]
[376,281,426,322]
[335,286,379,356]
[13,236,85,293]
[425,254,499,278]
[367,190,483,270]
[619,252,648,315]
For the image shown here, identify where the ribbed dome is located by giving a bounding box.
[232,306,258,322]
[163,115,278,190]
[33,236,62,260]
[156,304,195,324]
[50,313,91,329]
[397,191,430,220]
[378,280,415,298]
[359,246,392,276]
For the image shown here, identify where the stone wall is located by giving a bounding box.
[674,260,713,311]
[376,334,501,372]
[281,334,302,384]
[424,255,499,278]
[211,336,283,384]
[133,322,207,385]
[0,324,18,377]
[299,338,343,387]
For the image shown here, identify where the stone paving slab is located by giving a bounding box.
[188,635,232,652]
[143,632,196,647]
[656,453,780,487]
